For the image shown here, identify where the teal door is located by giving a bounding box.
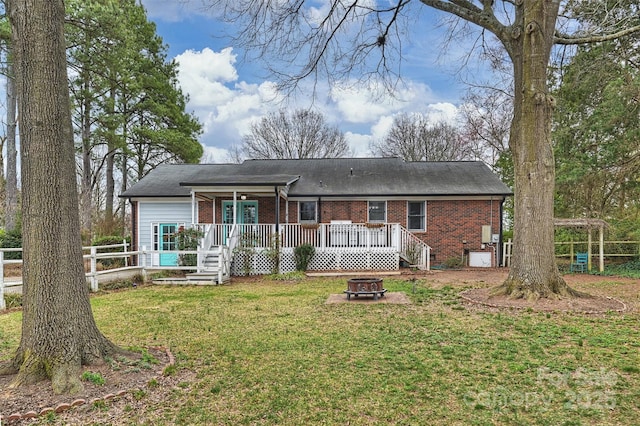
[222,201,258,243]
[223,201,258,225]
[159,223,179,266]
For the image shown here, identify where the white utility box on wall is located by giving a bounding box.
[469,251,492,267]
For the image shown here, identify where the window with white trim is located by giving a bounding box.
[299,201,317,222]
[368,201,386,222]
[407,201,425,231]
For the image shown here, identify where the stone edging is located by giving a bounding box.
[459,289,628,314]
[1,347,175,424]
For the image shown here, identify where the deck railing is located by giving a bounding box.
[398,226,431,270]
[199,222,431,270]
[279,223,399,250]
[201,223,432,251]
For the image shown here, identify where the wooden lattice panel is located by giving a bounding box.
[232,250,399,275]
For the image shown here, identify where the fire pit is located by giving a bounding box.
[344,277,386,300]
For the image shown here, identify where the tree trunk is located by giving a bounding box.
[493,0,582,300]
[3,0,120,394]
[5,58,19,232]
[104,82,117,234]
[80,72,93,237]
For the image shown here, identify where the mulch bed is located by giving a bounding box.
[0,347,173,424]
[460,288,628,313]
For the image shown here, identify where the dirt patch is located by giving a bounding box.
[325,291,411,304]
[0,347,172,424]
[398,268,639,313]
[460,288,627,313]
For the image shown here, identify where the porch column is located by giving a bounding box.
[587,228,593,271]
[599,225,604,272]
[274,186,280,232]
[233,191,237,225]
[191,191,196,224]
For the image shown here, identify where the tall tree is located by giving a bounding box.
[371,113,472,161]
[0,9,18,231]
[554,41,640,220]
[1,0,119,393]
[66,0,202,235]
[241,108,349,159]
[208,0,640,300]
[4,58,17,231]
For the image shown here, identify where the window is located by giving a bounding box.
[408,201,425,231]
[368,201,386,222]
[299,201,317,222]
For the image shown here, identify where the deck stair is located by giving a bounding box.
[185,245,231,284]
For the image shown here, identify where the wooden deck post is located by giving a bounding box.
[0,251,5,310]
[141,246,148,283]
[90,246,99,292]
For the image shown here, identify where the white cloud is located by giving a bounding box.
[201,145,231,163]
[425,102,460,124]
[172,46,462,164]
[371,115,395,140]
[344,132,373,158]
[330,80,439,124]
[175,48,239,108]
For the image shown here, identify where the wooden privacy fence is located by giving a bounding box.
[502,239,640,271]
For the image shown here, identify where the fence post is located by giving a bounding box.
[0,251,5,310]
[90,247,99,292]
[141,246,148,282]
[123,239,129,267]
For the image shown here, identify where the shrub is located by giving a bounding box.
[175,227,204,267]
[294,243,315,271]
[263,233,281,274]
[91,235,130,268]
[444,256,463,269]
[3,293,22,309]
[1,229,22,260]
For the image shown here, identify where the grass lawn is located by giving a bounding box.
[1,276,639,425]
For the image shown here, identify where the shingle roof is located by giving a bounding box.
[120,158,512,198]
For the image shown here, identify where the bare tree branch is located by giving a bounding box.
[555,24,640,45]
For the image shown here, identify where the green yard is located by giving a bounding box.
[1,275,639,425]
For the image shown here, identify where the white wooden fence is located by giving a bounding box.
[0,242,227,310]
[502,239,640,271]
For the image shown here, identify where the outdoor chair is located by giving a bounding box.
[570,252,588,273]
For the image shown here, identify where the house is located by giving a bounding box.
[120,158,512,280]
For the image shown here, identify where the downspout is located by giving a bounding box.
[129,199,137,261]
[499,197,505,267]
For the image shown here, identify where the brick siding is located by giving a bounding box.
[199,196,503,266]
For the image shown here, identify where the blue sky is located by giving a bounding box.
[139,0,491,162]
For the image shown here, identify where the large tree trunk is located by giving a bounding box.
[493,0,582,300]
[5,58,19,232]
[3,0,120,394]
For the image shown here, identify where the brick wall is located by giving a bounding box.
[198,196,503,266]
[416,199,502,264]
[198,200,213,223]
[130,200,138,250]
